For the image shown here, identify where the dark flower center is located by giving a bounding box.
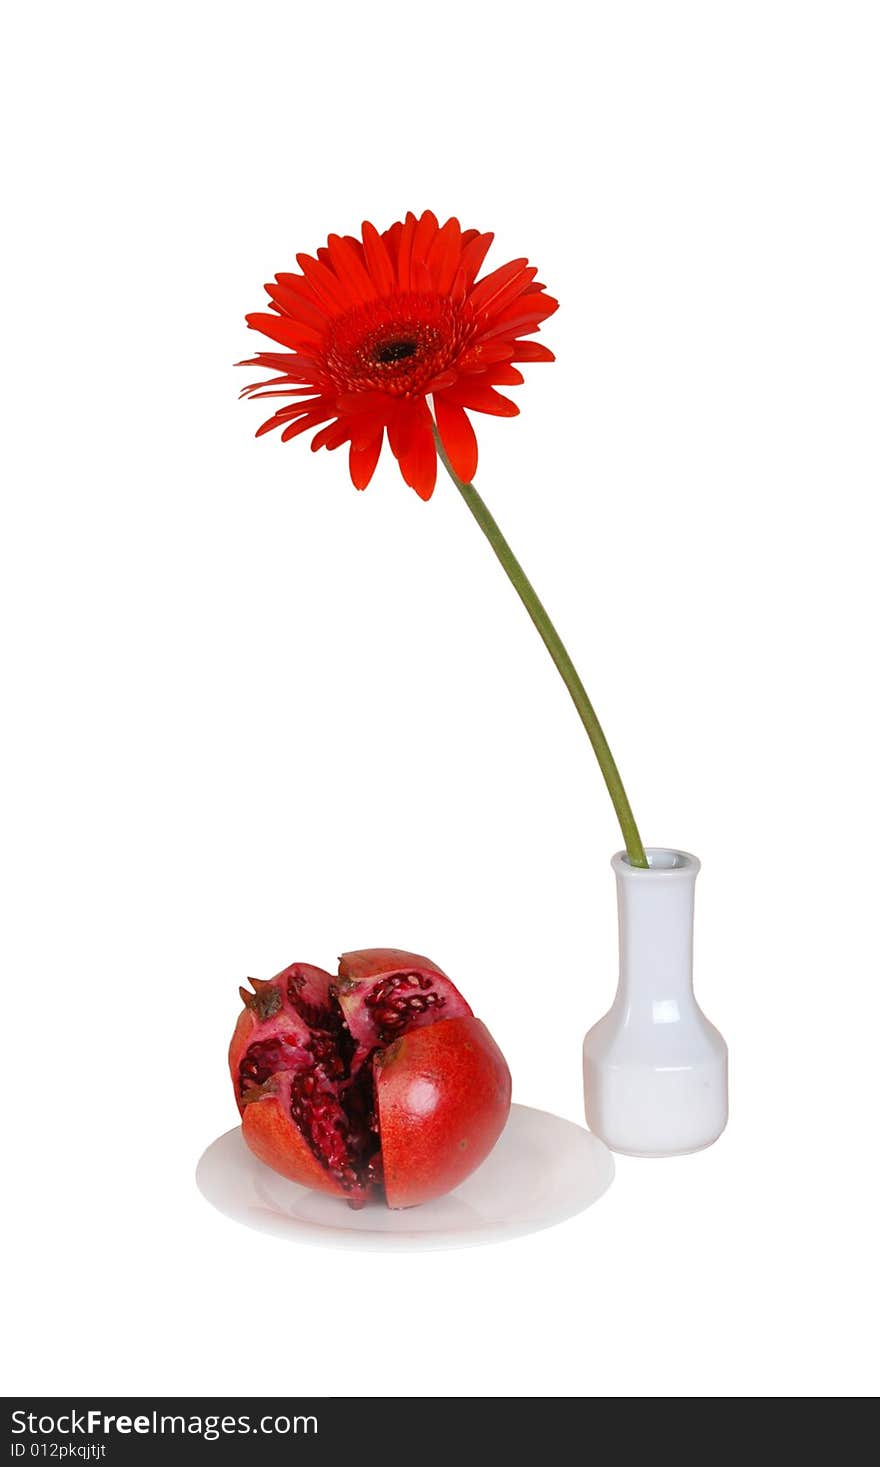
[324,296,469,395]
[373,337,418,365]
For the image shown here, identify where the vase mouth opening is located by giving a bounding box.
[613,847,700,877]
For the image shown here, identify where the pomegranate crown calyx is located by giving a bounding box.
[239,978,282,1021]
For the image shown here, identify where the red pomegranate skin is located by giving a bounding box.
[240,1085,353,1199]
[229,948,512,1208]
[376,1016,512,1208]
[337,947,448,982]
[228,961,361,1201]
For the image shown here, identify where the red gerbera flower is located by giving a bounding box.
[239,211,557,500]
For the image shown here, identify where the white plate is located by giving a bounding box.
[196,1104,614,1252]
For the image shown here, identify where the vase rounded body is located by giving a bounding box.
[583,849,728,1157]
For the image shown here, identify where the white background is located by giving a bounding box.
[2,0,878,1400]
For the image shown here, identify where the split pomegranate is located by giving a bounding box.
[228,948,511,1207]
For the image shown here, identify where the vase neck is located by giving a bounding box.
[614,854,698,1002]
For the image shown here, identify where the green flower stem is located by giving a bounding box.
[432,425,648,867]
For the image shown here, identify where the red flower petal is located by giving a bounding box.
[416,258,436,292]
[485,365,525,386]
[475,293,559,341]
[246,313,321,352]
[388,400,436,500]
[412,210,439,267]
[386,400,416,462]
[456,342,515,371]
[255,400,326,437]
[423,370,458,392]
[426,217,462,294]
[458,232,494,286]
[246,387,324,400]
[469,259,532,316]
[440,383,520,417]
[396,212,418,293]
[405,428,437,500]
[510,340,555,362]
[381,219,403,262]
[362,221,396,295]
[326,234,377,303]
[342,235,369,269]
[349,431,384,490]
[336,389,391,415]
[295,253,350,313]
[279,411,336,442]
[311,421,350,452]
[434,397,478,483]
[237,352,300,371]
[265,281,327,330]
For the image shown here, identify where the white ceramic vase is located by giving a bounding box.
[582,848,728,1157]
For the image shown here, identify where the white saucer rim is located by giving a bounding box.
[196,1103,615,1253]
